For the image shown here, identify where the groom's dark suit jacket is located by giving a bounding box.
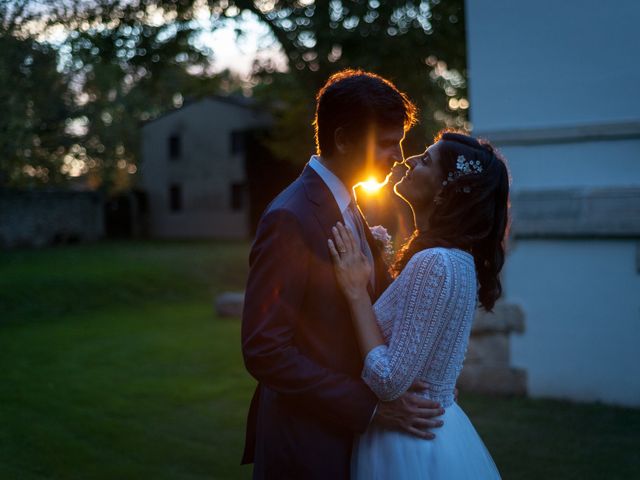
[241,164,392,479]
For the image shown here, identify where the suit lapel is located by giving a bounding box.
[302,165,381,301]
[301,165,343,241]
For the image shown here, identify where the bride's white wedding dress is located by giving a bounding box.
[352,247,501,479]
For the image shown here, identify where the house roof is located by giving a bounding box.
[141,94,267,128]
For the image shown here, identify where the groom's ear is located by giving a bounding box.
[334,127,351,155]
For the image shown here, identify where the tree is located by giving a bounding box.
[55,0,222,191]
[0,0,230,191]
[49,0,469,181]
[1,0,469,189]
[232,0,469,162]
[0,1,74,187]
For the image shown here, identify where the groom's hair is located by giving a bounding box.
[313,69,417,156]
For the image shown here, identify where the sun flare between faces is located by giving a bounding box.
[355,176,390,195]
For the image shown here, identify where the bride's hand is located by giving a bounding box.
[328,222,372,301]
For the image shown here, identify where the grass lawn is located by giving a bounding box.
[1,241,639,479]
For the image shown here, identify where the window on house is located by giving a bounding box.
[230,131,245,155]
[169,184,182,212]
[230,183,245,211]
[169,134,181,159]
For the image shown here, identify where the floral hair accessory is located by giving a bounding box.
[442,155,483,189]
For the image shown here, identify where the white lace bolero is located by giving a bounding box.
[362,247,477,406]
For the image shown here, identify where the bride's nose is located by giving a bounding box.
[404,156,418,170]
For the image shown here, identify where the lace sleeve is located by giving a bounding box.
[362,249,451,401]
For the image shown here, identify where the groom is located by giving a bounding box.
[241,70,445,479]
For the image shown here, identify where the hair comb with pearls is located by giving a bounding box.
[442,155,483,190]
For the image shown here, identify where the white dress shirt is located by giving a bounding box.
[309,155,374,262]
[308,156,357,231]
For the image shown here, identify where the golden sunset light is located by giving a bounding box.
[354,173,393,195]
[357,177,387,193]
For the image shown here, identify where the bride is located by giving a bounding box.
[328,131,508,479]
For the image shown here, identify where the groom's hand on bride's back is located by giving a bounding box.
[373,380,444,440]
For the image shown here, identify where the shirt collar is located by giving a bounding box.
[308,155,353,213]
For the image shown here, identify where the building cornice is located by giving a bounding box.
[512,187,640,238]
[474,120,640,146]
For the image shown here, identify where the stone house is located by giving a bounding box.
[138,96,272,239]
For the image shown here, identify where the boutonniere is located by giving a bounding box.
[369,225,394,264]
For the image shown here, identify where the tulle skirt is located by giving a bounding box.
[352,402,501,479]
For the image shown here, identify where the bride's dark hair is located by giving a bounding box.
[391,131,511,311]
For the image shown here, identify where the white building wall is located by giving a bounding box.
[505,240,640,406]
[466,0,640,406]
[466,0,640,131]
[502,139,640,191]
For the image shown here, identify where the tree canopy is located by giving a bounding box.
[0,0,468,191]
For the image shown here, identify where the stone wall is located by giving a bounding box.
[458,302,527,396]
[0,190,105,248]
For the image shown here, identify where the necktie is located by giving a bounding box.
[346,201,375,289]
